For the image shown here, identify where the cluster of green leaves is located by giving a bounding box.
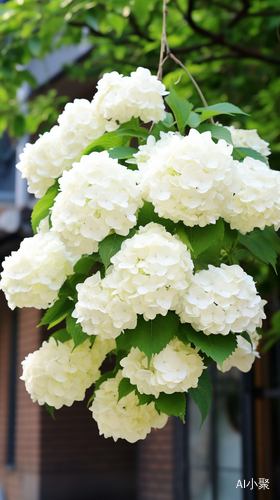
[34,87,280,425]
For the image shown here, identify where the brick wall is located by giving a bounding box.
[137,418,175,500]
[0,295,42,500]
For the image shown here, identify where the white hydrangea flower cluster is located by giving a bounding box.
[17,68,167,198]
[225,125,271,157]
[21,336,115,410]
[89,371,168,443]
[51,151,142,255]
[219,330,261,373]
[72,272,137,340]
[16,103,107,199]
[0,219,75,310]
[120,338,204,398]
[138,129,236,227]
[57,98,107,157]
[106,222,194,320]
[72,222,193,337]
[16,126,74,198]
[177,264,266,336]
[222,157,280,233]
[92,67,168,127]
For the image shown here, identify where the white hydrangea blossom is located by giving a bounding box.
[72,272,137,340]
[225,125,270,157]
[139,129,236,227]
[121,339,205,398]
[92,67,168,127]
[51,151,142,255]
[89,371,168,443]
[0,219,76,310]
[106,222,194,320]
[222,157,280,233]
[177,264,266,336]
[218,330,261,373]
[21,336,115,410]
[128,132,180,178]
[16,99,107,199]
[57,98,107,158]
[16,126,74,198]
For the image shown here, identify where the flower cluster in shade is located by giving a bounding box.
[51,151,142,255]
[222,157,280,233]
[120,338,205,398]
[225,125,271,157]
[177,263,266,336]
[21,336,116,409]
[72,223,194,339]
[0,218,76,310]
[16,68,168,198]
[218,330,261,373]
[89,370,168,443]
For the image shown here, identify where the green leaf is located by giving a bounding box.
[186,111,201,128]
[38,297,74,329]
[66,314,90,349]
[175,223,194,252]
[113,349,128,375]
[222,222,239,251]
[182,219,224,258]
[87,370,115,408]
[232,147,267,164]
[239,229,278,273]
[155,392,186,422]
[197,244,222,267]
[85,13,99,31]
[109,146,138,160]
[73,254,100,274]
[135,390,156,406]
[188,370,212,428]
[50,328,71,344]
[240,332,252,347]
[197,124,233,145]
[45,403,55,420]
[133,0,150,24]
[137,201,176,234]
[150,114,176,141]
[58,275,80,299]
[95,370,115,392]
[116,333,130,353]
[126,312,179,366]
[12,114,26,137]
[118,377,136,401]
[262,226,280,254]
[181,324,237,369]
[31,180,60,234]
[28,36,41,57]
[165,83,192,134]
[99,230,136,269]
[196,102,249,122]
[79,132,127,157]
[162,112,176,128]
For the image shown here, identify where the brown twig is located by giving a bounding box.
[157,0,213,122]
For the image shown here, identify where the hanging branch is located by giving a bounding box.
[157,0,214,123]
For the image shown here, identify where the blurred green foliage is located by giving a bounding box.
[0,0,279,165]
